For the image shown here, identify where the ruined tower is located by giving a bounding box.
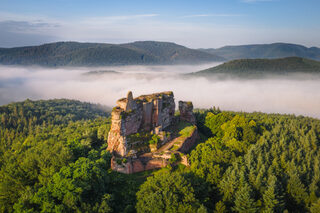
[107,91,199,174]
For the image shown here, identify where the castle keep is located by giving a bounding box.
[107,91,198,173]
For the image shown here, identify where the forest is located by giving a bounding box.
[1,99,320,212]
[192,57,320,78]
[199,43,320,61]
[0,41,222,66]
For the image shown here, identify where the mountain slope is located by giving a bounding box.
[199,43,320,61]
[0,41,224,66]
[192,57,320,77]
[121,41,224,63]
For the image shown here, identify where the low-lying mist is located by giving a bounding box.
[1,63,320,119]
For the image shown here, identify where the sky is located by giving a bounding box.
[0,0,319,48]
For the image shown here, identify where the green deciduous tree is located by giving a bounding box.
[136,170,201,213]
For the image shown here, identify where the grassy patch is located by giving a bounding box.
[171,145,180,151]
[169,120,192,136]
[179,126,196,138]
[127,132,152,144]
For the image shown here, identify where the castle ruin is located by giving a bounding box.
[107,91,198,173]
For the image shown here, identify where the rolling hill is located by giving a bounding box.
[191,57,320,77]
[0,41,224,66]
[199,43,320,61]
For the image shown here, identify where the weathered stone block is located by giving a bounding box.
[145,158,168,170]
[142,102,153,131]
[179,101,196,124]
[132,159,145,173]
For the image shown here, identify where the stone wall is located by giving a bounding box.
[111,157,170,174]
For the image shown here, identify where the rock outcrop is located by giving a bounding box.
[179,101,196,124]
[107,91,175,156]
[107,91,198,174]
[110,125,199,174]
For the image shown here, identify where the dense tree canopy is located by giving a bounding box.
[192,57,320,78]
[0,41,222,66]
[189,110,320,212]
[0,99,137,213]
[1,100,320,212]
[136,170,201,213]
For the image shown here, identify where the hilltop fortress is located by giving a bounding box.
[107,91,198,174]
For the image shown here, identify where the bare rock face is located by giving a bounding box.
[107,91,175,156]
[179,101,196,124]
[132,160,145,173]
[145,158,168,170]
[108,91,199,174]
[116,91,135,111]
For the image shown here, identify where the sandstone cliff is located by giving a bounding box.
[107,91,175,156]
[107,91,198,174]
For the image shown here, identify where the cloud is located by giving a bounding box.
[0,20,59,34]
[0,20,60,47]
[82,14,159,24]
[0,11,319,49]
[181,14,244,18]
[0,13,160,47]
[109,14,159,19]
[241,0,275,3]
[0,64,320,119]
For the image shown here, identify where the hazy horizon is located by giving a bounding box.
[1,40,320,50]
[1,64,320,119]
[1,0,320,118]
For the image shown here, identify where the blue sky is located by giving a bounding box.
[0,0,319,48]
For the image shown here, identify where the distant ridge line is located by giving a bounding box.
[199,42,320,61]
[0,41,224,67]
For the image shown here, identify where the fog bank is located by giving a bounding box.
[0,64,320,119]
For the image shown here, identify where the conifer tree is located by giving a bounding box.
[232,184,258,213]
[214,201,226,213]
[262,175,284,213]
